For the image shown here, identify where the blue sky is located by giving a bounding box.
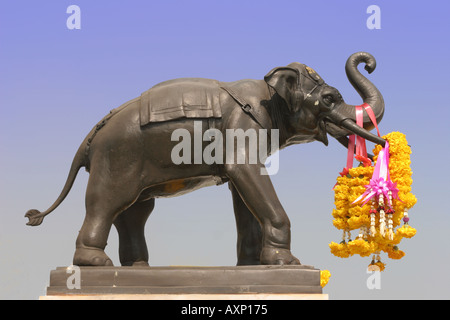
[1,0,449,299]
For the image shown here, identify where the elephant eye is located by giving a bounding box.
[323,95,334,105]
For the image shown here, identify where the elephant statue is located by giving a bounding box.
[26,52,386,267]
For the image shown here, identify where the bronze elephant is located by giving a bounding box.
[26,52,385,266]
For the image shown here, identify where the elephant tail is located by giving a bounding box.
[25,143,86,226]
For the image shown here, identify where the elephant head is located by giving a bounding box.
[264,52,386,149]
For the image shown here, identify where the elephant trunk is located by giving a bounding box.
[328,52,385,145]
[340,118,386,146]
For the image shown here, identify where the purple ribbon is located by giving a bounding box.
[355,177,399,206]
[353,141,400,206]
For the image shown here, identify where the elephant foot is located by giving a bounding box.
[73,246,114,266]
[260,247,301,266]
[131,261,150,267]
[236,258,261,266]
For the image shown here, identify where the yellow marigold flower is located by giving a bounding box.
[332,218,347,230]
[387,246,405,260]
[347,239,374,257]
[396,225,417,238]
[329,242,352,258]
[389,232,403,246]
[320,270,331,288]
[333,209,348,219]
[347,215,369,230]
[349,167,372,178]
[332,208,341,219]
[403,194,418,209]
[335,192,349,201]
[376,261,386,272]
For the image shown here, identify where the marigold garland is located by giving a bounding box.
[329,132,417,271]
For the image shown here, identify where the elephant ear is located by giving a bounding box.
[264,67,302,112]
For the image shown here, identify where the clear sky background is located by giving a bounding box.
[1,0,449,300]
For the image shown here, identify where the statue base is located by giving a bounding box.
[40,265,328,300]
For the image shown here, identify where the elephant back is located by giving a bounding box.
[139,78,223,126]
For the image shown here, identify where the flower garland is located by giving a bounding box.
[329,132,417,271]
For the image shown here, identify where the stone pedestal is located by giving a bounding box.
[40,265,328,300]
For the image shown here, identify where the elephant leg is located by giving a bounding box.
[229,182,262,266]
[73,172,140,266]
[113,198,155,266]
[225,163,300,265]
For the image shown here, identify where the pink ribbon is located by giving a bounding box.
[344,103,380,172]
[355,105,367,159]
[362,103,381,137]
